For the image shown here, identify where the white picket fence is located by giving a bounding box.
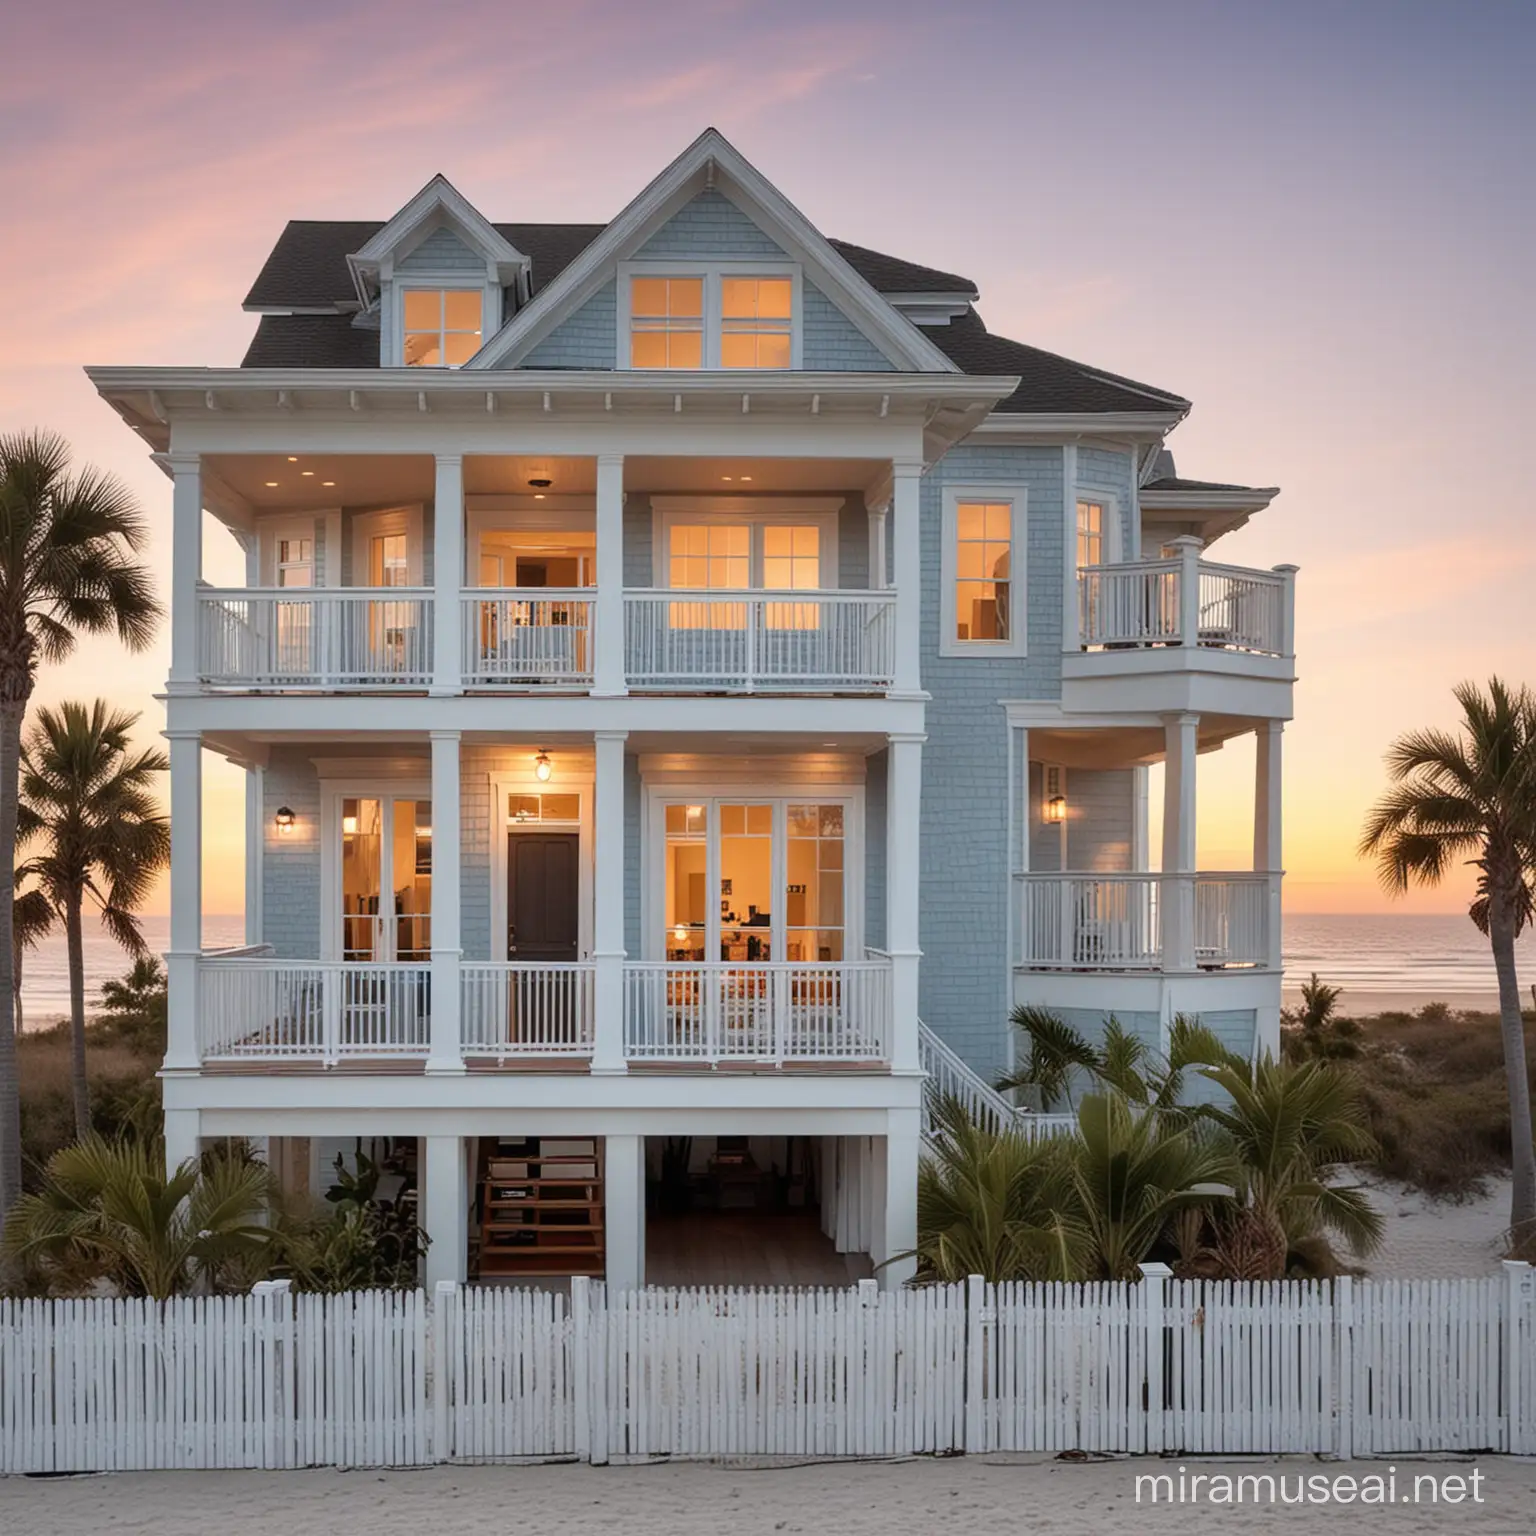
[2,1266,1532,1472]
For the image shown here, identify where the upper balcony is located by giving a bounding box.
[178,451,917,702]
[1063,537,1297,719]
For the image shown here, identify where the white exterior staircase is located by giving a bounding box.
[917,1021,1076,1140]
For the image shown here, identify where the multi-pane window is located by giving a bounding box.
[720,278,792,368]
[665,521,823,629]
[276,536,313,589]
[786,804,844,963]
[668,523,751,588]
[1076,498,1106,569]
[402,288,483,367]
[954,500,1012,643]
[630,277,704,368]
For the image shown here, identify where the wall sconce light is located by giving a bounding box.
[342,813,358,836]
[1044,794,1067,824]
[274,806,296,834]
[534,750,553,782]
[672,924,689,944]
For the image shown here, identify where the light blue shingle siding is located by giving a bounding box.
[803,280,895,372]
[624,755,643,955]
[1182,1009,1257,1104]
[1077,446,1136,557]
[261,748,322,958]
[396,226,486,274]
[523,280,617,371]
[460,753,493,962]
[1065,770,1135,870]
[917,445,1064,1079]
[864,749,888,952]
[635,189,787,260]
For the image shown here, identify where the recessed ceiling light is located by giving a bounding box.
[533,493,545,500]
[721,475,734,482]
[264,481,279,487]
[287,456,298,463]
[740,475,753,482]
[301,470,314,477]
[322,480,336,487]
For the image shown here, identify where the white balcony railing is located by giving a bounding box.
[197,959,432,1063]
[622,960,891,1063]
[1078,556,1291,656]
[1014,873,1274,972]
[623,590,897,692]
[198,589,434,687]
[460,590,593,687]
[460,962,595,1060]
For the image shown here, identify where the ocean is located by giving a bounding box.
[10,911,1536,1027]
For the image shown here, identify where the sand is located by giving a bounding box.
[4,1455,1533,1534]
[1362,1176,1518,1280]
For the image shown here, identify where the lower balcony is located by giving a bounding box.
[1014,872,1278,972]
[194,954,892,1070]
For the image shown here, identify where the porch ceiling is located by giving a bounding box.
[1030,715,1260,769]
[205,451,435,511]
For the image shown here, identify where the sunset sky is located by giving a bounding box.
[2,0,1531,917]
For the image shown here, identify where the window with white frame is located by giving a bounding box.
[401,287,484,366]
[1076,497,1106,570]
[624,266,799,369]
[940,485,1026,656]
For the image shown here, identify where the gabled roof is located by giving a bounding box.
[345,174,529,307]
[469,128,960,374]
[928,309,1189,416]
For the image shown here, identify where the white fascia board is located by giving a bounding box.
[1139,488,1278,514]
[969,410,1190,441]
[469,127,961,375]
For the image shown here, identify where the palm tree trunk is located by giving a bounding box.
[1490,900,1536,1239]
[0,697,25,1218]
[65,894,90,1138]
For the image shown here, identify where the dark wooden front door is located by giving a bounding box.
[508,833,580,962]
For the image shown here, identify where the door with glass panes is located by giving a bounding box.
[657,797,849,1055]
[335,795,432,1051]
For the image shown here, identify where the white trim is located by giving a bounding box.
[316,777,432,962]
[640,778,865,966]
[257,514,317,588]
[939,482,1027,658]
[1073,486,1121,568]
[649,496,842,588]
[391,279,495,370]
[351,505,425,587]
[616,260,804,371]
[488,769,595,963]
[468,128,960,375]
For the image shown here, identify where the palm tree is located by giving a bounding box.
[996,1005,1103,1111]
[1196,1056,1384,1276]
[1,1136,274,1298]
[11,873,55,1038]
[0,431,160,1220]
[17,701,169,1136]
[1359,677,1536,1241]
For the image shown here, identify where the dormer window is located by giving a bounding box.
[402,288,484,366]
[621,264,800,369]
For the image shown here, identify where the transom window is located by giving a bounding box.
[625,266,799,369]
[402,288,483,367]
[955,500,1011,642]
[941,485,1026,656]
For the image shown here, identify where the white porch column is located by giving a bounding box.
[427,731,464,1072]
[163,1108,201,1178]
[592,729,628,1073]
[165,730,202,1073]
[1161,713,1199,971]
[431,454,464,695]
[886,733,925,1075]
[865,494,888,590]
[1169,535,1204,644]
[1274,563,1300,657]
[167,453,202,692]
[879,1110,921,1290]
[593,454,627,696]
[1255,720,1285,973]
[243,763,265,947]
[603,1134,645,1291]
[890,459,923,696]
[423,1135,468,1287]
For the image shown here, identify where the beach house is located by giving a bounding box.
[89,129,1294,1291]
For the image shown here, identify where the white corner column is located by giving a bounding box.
[603,1134,645,1292]
[423,1134,468,1287]
[886,732,925,1075]
[163,1108,201,1176]
[431,454,464,695]
[865,490,889,590]
[426,730,464,1073]
[890,459,923,697]
[1169,535,1204,644]
[1254,720,1285,974]
[167,453,203,692]
[165,730,203,1078]
[591,730,628,1072]
[243,762,265,947]
[879,1109,921,1290]
[593,454,627,697]
[1160,713,1199,972]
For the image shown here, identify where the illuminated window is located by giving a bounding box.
[402,288,483,367]
[1077,498,1106,570]
[506,792,580,825]
[720,278,792,368]
[629,277,704,368]
[942,487,1025,655]
[625,268,798,368]
[276,536,313,589]
[664,519,825,629]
